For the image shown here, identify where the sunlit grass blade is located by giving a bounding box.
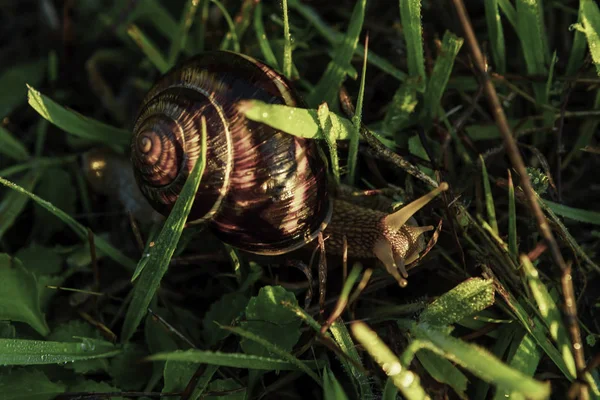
[0,175,136,271]
[323,367,349,400]
[0,171,40,240]
[0,60,46,118]
[0,338,120,365]
[127,24,170,73]
[479,156,499,234]
[0,126,30,161]
[148,348,322,371]
[318,103,340,185]
[382,78,419,139]
[352,322,429,400]
[168,0,201,66]
[411,324,551,399]
[542,199,600,225]
[120,118,207,343]
[222,325,322,386]
[307,0,366,107]
[484,0,506,74]
[27,85,131,147]
[254,2,280,69]
[520,255,577,377]
[424,31,463,118]
[419,278,495,327]
[493,333,542,400]
[212,0,240,53]
[347,36,368,184]
[580,0,600,76]
[399,0,426,91]
[507,170,518,260]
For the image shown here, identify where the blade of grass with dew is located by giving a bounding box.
[507,170,518,261]
[0,59,46,118]
[415,349,468,397]
[479,155,499,234]
[516,0,549,104]
[419,278,495,327]
[580,0,600,76]
[0,171,41,241]
[318,103,340,185]
[307,0,366,107]
[167,0,201,67]
[347,37,368,185]
[27,85,131,147]
[411,323,551,399]
[0,176,136,271]
[288,0,406,82]
[399,0,426,91]
[484,0,506,74]
[520,255,577,377]
[493,333,542,400]
[351,322,429,399]
[542,199,600,225]
[121,118,207,343]
[254,2,280,69]
[424,31,463,119]
[0,126,30,161]
[212,0,240,53]
[221,325,322,386]
[566,1,589,75]
[127,24,170,73]
[323,367,349,400]
[0,338,120,365]
[281,0,292,78]
[498,0,517,30]
[148,348,323,371]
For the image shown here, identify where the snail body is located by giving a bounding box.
[130,51,447,286]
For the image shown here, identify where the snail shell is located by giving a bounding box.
[131,51,332,255]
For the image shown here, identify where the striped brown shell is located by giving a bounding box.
[131,51,332,254]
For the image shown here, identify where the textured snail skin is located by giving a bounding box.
[130,51,448,285]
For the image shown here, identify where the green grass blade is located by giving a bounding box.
[307,0,366,107]
[352,322,429,400]
[493,333,542,400]
[399,0,426,91]
[520,255,577,377]
[382,78,420,138]
[412,324,551,399]
[0,176,137,271]
[507,170,518,260]
[0,60,46,118]
[424,31,463,118]
[516,0,548,103]
[127,24,170,73]
[282,0,293,78]
[0,338,120,365]
[419,278,495,327]
[0,125,30,161]
[581,0,600,76]
[254,2,280,69]
[222,325,323,386]
[484,0,506,74]
[479,156,499,234]
[168,0,201,67]
[543,199,600,225]
[120,118,207,343]
[347,38,368,184]
[148,348,321,371]
[0,171,40,240]
[27,85,131,147]
[317,103,340,185]
[566,1,589,75]
[212,0,240,53]
[416,349,468,397]
[323,367,350,400]
[498,0,517,30]
[0,369,66,399]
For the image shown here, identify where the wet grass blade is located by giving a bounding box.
[484,0,506,74]
[27,85,131,147]
[307,0,366,107]
[120,119,206,342]
[580,0,600,76]
[127,24,170,73]
[399,0,426,91]
[0,338,120,365]
[566,1,589,75]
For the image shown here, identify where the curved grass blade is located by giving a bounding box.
[0,337,120,365]
[543,199,600,225]
[212,0,240,53]
[168,0,201,67]
[254,2,279,69]
[120,118,207,343]
[0,125,30,161]
[323,367,349,400]
[0,170,40,240]
[127,24,169,73]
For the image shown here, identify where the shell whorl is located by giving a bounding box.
[131,51,332,255]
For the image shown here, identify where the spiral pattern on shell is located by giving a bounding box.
[131,51,332,254]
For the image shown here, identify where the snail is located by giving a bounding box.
[130,50,448,286]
